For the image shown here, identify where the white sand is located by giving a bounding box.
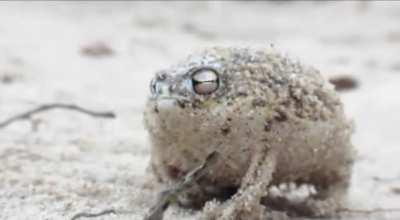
[0,2,399,220]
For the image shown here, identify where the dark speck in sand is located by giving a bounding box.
[81,42,114,57]
[329,75,359,92]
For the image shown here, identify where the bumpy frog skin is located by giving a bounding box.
[143,47,354,219]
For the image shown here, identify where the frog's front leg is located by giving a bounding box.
[201,146,277,220]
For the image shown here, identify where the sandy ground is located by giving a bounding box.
[0,2,400,220]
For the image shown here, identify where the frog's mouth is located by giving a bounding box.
[150,96,190,110]
[150,95,190,102]
[147,96,193,115]
[154,97,179,110]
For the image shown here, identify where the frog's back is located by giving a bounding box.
[197,47,354,184]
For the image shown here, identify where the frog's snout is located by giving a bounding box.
[150,72,173,98]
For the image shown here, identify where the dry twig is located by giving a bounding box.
[339,207,400,215]
[0,103,116,129]
[71,209,117,220]
[143,151,220,220]
[68,151,220,220]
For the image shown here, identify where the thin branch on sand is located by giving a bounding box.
[0,103,116,129]
[71,209,117,220]
[68,151,220,220]
[339,207,400,215]
[143,151,220,220]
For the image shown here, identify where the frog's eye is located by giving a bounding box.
[191,68,219,95]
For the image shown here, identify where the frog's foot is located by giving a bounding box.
[201,186,267,220]
[221,185,268,220]
[201,193,291,220]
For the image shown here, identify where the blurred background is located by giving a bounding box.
[0,1,399,219]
